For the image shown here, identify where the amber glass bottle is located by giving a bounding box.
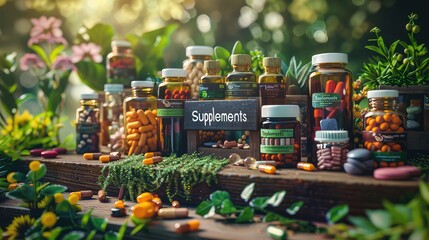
[107,40,136,88]
[123,81,158,155]
[258,57,286,105]
[225,54,258,99]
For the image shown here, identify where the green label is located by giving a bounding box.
[260,145,294,154]
[157,109,184,117]
[200,83,225,99]
[312,93,340,108]
[371,152,407,162]
[225,82,259,98]
[261,129,293,138]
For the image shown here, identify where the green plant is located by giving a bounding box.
[0,52,18,127]
[284,56,312,95]
[360,13,429,89]
[99,153,229,202]
[196,183,324,235]
[327,180,429,239]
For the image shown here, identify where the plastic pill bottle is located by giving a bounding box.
[363,90,407,168]
[158,69,191,156]
[107,40,136,88]
[123,81,158,156]
[183,46,213,99]
[76,93,100,154]
[314,130,349,170]
[308,53,353,163]
[100,84,124,150]
[260,105,301,168]
[258,57,286,105]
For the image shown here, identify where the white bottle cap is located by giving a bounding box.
[261,105,300,118]
[312,53,348,65]
[162,68,187,78]
[314,130,349,143]
[111,40,131,47]
[104,84,124,92]
[186,46,213,57]
[81,93,99,100]
[131,81,154,88]
[367,90,399,98]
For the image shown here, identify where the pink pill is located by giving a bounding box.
[374,167,411,180]
[30,148,45,156]
[51,147,67,154]
[41,150,58,158]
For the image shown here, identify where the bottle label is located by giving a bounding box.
[107,56,136,84]
[200,83,225,99]
[260,129,295,154]
[225,82,259,98]
[261,129,293,138]
[157,99,185,117]
[76,123,100,133]
[362,131,407,164]
[312,93,341,108]
[259,83,286,98]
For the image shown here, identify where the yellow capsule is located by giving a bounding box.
[297,162,316,171]
[99,155,120,163]
[83,153,102,160]
[142,156,163,165]
[175,219,200,233]
[258,164,276,174]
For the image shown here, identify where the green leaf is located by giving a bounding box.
[236,206,254,223]
[75,61,106,91]
[30,45,50,66]
[40,184,67,196]
[240,182,255,202]
[85,230,96,240]
[220,199,238,215]
[326,204,349,223]
[49,45,65,64]
[366,209,391,229]
[249,197,269,210]
[409,230,425,240]
[81,210,93,228]
[91,217,108,232]
[0,82,17,117]
[118,221,128,240]
[6,184,36,201]
[210,191,230,207]
[56,200,74,217]
[286,201,304,215]
[231,41,243,54]
[263,212,281,222]
[104,231,118,240]
[80,23,115,56]
[130,214,150,226]
[62,231,85,240]
[214,46,230,61]
[196,200,214,217]
[408,198,424,229]
[12,172,26,182]
[348,216,378,235]
[131,223,147,236]
[27,163,47,182]
[383,201,411,224]
[266,190,286,207]
[419,180,429,204]
[48,227,63,240]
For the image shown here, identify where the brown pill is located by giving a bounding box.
[157,207,188,219]
[99,155,120,163]
[143,156,163,165]
[51,147,67,154]
[98,190,107,203]
[41,150,57,158]
[171,200,180,208]
[223,141,237,149]
[83,153,102,160]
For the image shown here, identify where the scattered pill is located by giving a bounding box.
[143,156,163,165]
[347,148,371,160]
[224,140,238,149]
[98,190,107,203]
[243,157,256,168]
[144,152,162,158]
[110,152,121,158]
[258,164,276,174]
[83,153,102,160]
[266,226,286,240]
[70,190,93,200]
[111,207,126,217]
[157,207,188,219]
[228,153,242,164]
[114,200,125,209]
[175,219,200,234]
[41,150,57,158]
[137,192,153,203]
[152,197,163,209]
[297,162,316,171]
[171,200,180,208]
[30,148,45,156]
[51,147,67,154]
[99,155,120,163]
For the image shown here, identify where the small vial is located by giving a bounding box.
[157,207,188,219]
[258,57,286,105]
[258,165,276,174]
[297,162,316,171]
[83,152,102,160]
[175,219,200,234]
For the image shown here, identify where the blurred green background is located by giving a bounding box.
[0,0,428,140]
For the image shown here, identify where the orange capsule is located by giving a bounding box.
[258,165,276,174]
[175,219,200,234]
[297,162,315,171]
[99,155,120,163]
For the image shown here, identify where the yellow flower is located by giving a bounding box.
[54,193,64,203]
[6,172,17,183]
[29,161,41,172]
[6,215,35,240]
[41,212,57,228]
[68,193,79,205]
[16,110,32,123]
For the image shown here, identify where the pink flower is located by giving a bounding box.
[51,56,76,71]
[28,16,68,46]
[71,43,102,63]
[19,53,45,71]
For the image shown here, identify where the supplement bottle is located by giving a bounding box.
[183,46,213,99]
[314,130,349,170]
[308,53,352,163]
[100,84,124,151]
[260,105,301,167]
[123,81,158,155]
[76,93,100,154]
[363,90,407,168]
[258,57,286,105]
[199,60,226,145]
[158,69,191,156]
[107,40,136,88]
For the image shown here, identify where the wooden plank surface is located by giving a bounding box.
[15,154,420,223]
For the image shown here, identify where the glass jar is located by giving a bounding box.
[225,54,258,99]
[308,53,353,163]
[158,69,191,156]
[314,130,349,170]
[260,105,301,168]
[100,84,124,151]
[199,60,226,145]
[258,57,286,105]
[183,46,213,99]
[363,90,407,168]
[107,40,136,88]
[76,93,100,154]
[123,81,158,155]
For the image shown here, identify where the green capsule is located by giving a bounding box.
[266,226,287,240]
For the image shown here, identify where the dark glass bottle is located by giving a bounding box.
[258,57,286,105]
